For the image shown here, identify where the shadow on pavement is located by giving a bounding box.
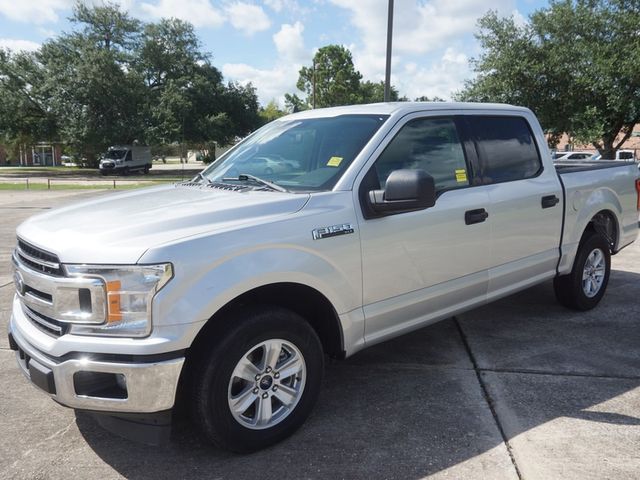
[74,270,640,480]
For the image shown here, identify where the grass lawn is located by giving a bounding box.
[0,166,85,173]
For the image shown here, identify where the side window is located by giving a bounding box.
[125,150,133,162]
[466,116,541,184]
[374,117,469,191]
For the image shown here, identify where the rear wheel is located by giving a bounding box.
[189,306,323,452]
[143,164,150,174]
[554,231,611,310]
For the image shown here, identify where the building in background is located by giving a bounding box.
[551,125,640,156]
[0,143,63,166]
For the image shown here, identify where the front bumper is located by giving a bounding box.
[8,319,185,413]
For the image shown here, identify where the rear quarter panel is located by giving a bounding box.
[558,164,639,274]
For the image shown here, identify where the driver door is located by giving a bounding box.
[356,115,491,345]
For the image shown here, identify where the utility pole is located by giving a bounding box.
[384,0,394,102]
[312,58,317,109]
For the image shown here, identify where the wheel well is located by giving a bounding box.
[583,210,618,252]
[192,283,345,359]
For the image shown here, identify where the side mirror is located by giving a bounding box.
[368,169,436,215]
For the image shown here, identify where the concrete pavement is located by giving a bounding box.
[1,190,639,479]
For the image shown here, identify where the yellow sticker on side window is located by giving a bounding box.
[455,169,468,183]
[327,156,343,167]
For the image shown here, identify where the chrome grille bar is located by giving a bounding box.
[16,239,63,276]
[23,305,64,336]
[16,245,60,270]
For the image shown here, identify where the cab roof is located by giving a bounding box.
[283,102,530,120]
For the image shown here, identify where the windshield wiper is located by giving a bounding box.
[192,172,212,185]
[222,173,289,193]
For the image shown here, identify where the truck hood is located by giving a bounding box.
[17,184,310,264]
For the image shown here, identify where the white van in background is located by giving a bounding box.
[99,145,152,175]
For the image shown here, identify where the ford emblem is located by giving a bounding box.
[14,271,25,296]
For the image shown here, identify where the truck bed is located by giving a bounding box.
[555,158,639,267]
[554,159,637,174]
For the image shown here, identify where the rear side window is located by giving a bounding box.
[374,117,470,192]
[466,116,541,184]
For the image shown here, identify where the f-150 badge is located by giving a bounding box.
[312,223,355,240]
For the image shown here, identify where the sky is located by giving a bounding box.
[0,0,548,106]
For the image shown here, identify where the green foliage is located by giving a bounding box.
[284,93,308,113]
[0,50,56,145]
[359,81,399,103]
[0,3,261,165]
[291,44,405,108]
[297,45,363,108]
[457,1,640,157]
[259,100,287,124]
[415,95,446,102]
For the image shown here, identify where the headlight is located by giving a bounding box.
[65,264,173,337]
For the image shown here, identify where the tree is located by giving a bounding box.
[290,45,406,108]
[33,3,145,163]
[71,1,141,54]
[137,17,260,153]
[296,45,363,108]
[457,2,640,158]
[415,95,446,102]
[0,50,56,147]
[0,3,262,165]
[284,93,308,113]
[358,80,399,103]
[259,100,286,124]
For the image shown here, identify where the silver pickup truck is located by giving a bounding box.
[8,103,640,452]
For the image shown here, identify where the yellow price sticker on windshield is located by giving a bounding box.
[455,169,468,183]
[327,156,343,167]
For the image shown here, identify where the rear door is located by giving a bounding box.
[356,113,491,345]
[462,114,563,299]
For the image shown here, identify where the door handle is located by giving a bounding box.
[465,208,489,225]
[541,195,560,209]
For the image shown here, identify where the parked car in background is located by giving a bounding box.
[592,149,637,162]
[552,151,596,161]
[99,145,152,175]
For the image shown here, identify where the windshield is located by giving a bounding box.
[104,149,127,160]
[201,114,388,192]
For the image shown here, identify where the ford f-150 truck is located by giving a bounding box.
[8,103,640,452]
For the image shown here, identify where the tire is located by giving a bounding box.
[189,306,324,452]
[554,231,611,311]
[123,167,130,176]
[144,165,150,174]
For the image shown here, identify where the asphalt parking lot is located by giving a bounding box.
[1,190,639,480]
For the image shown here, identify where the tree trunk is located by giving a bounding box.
[598,140,616,160]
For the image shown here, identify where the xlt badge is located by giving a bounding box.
[312,223,355,240]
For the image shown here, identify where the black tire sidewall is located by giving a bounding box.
[568,232,611,310]
[192,307,324,452]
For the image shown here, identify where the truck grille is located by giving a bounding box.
[23,305,69,337]
[16,239,63,277]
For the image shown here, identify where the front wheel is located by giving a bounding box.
[554,231,611,310]
[189,306,324,452]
